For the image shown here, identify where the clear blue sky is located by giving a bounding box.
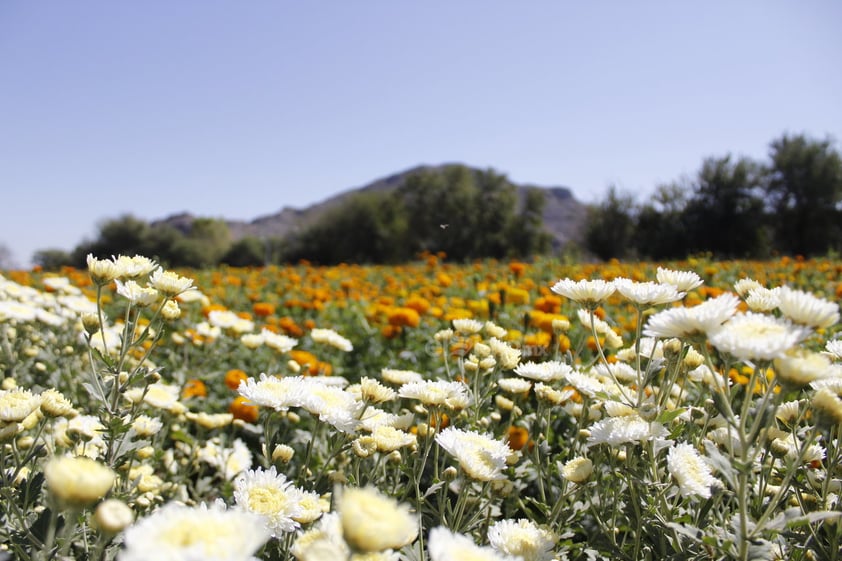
[2,1,840,267]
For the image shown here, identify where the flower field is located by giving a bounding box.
[1,254,841,561]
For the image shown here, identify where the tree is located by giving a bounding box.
[765,133,842,255]
[682,155,767,258]
[33,249,73,271]
[584,186,636,261]
[221,237,270,267]
[508,187,552,257]
[634,182,690,260]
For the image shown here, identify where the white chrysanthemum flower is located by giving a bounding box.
[292,512,350,560]
[262,329,297,353]
[339,486,418,553]
[237,373,308,411]
[39,388,75,418]
[489,337,521,369]
[131,414,163,438]
[310,328,353,352]
[119,502,270,561]
[399,380,473,410]
[775,400,804,424]
[233,466,304,537]
[656,267,704,292]
[774,350,835,388]
[359,408,414,432]
[143,382,182,411]
[300,381,362,433]
[561,456,593,483]
[112,255,158,280]
[87,254,119,284]
[44,455,115,506]
[709,312,809,361]
[94,498,134,534]
[380,368,424,386]
[514,360,573,382]
[733,277,762,297]
[744,287,780,312]
[534,383,574,405]
[372,425,417,452]
[435,427,512,481]
[812,388,842,425]
[484,321,508,339]
[777,286,840,329]
[187,412,234,430]
[603,401,637,417]
[487,518,556,561]
[67,414,105,440]
[564,369,613,399]
[587,415,667,447]
[149,268,195,298]
[115,279,159,307]
[551,278,616,305]
[576,309,622,348]
[643,293,740,339]
[0,389,42,422]
[497,377,532,395]
[614,278,685,307]
[666,443,716,499]
[197,438,253,480]
[429,526,518,561]
[240,332,264,349]
[360,377,398,403]
[292,489,328,525]
[591,361,639,383]
[824,340,842,361]
[452,318,484,335]
[0,300,38,322]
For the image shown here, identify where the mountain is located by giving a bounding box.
[153,164,587,250]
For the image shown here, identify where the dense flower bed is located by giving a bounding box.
[1,254,841,560]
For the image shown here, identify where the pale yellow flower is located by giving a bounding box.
[339,486,418,552]
[44,455,115,506]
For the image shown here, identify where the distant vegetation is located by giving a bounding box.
[30,132,842,270]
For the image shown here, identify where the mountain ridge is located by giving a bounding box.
[153,164,587,250]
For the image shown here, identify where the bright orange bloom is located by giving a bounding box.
[507,426,530,451]
[182,379,207,399]
[224,369,249,391]
[429,412,449,429]
[388,307,421,328]
[229,396,259,423]
[381,325,403,339]
[509,261,528,277]
[252,302,275,317]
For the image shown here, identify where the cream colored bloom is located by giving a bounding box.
[488,337,521,369]
[380,368,424,386]
[657,267,703,292]
[39,388,75,418]
[187,412,234,429]
[452,318,483,335]
[44,455,115,506]
[428,527,516,561]
[666,443,715,499]
[311,328,353,352]
[561,457,593,483]
[112,255,158,280]
[339,486,417,552]
[372,425,416,452]
[161,300,181,320]
[94,499,134,533]
[233,466,304,536]
[143,382,182,411]
[497,377,532,395]
[824,340,842,361]
[644,293,739,339]
[0,389,41,422]
[115,279,159,307]
[149,268,195,298]
[119,502,270,561]
[484,321,508,339]
[777,286,839,329]
[87,254,119,285]
[775,350,835,388]
[709,313,809,361]
[272,444,295,463]
[360,377,398,403]
[435,427,512,481]
[551,278,616,305]
[614,278,684,306]
[399,380,472,410]
[487,518,556,561]
[131,414,163,437]
[733,277,762,297]
[514,360,572,382]
[812,388,842,426]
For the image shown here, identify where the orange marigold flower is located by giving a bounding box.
[229,396,259,423]
[388,307,421,328]
[381,325,403,339]
[509,261,528,277]
[429,412,449,429]
[224,369,249,391]
[252,302,275,317]
[507,426,530,451]
[181,379,207,399]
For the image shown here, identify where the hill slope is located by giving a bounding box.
[154,164,587,250]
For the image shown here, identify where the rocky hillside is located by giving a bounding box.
[154,164,587,250]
